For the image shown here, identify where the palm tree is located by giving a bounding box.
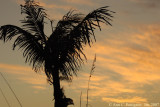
[0,1,114,107]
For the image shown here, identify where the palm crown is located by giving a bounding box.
[0,1,114,82]
[0,1,114,106]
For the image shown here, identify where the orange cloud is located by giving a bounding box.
[16,0,73,10]
[19,76,46,85]
[63,24,160,104]
[15,0,77,20]
[86,24,160,84]
[102,96,147,103]
[63,0,95,6]
[0,63,32,75]
[0,63,47,90]
[38,2,76,10]
[32,85,47,90]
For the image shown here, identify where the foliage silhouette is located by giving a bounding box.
[0,1,114,107]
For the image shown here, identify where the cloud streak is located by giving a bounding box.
[62,24,160,104]
[0,63,47,91]
[62,0,95,6]
[102,96,147,103]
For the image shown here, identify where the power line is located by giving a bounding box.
[0,87,11,107]
[0,72,22,107]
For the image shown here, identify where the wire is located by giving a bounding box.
[0,72,22,107]
[0,87,11,107]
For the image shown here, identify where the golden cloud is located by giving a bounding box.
[63,0,95,6]
[0,63,47,90]
[102,96,147,103]
[65,24,160,103]
[38,1,75,10]
[19,76,46,85]
[32,85,47,90]
[0,63,32,73]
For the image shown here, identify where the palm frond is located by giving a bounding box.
[70,6,114,45]
[44,11,84,81]
[46,6,114,80]
[20,1,47,45]
[0,25,45,71]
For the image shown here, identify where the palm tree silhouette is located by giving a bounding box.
[0,1,114,107]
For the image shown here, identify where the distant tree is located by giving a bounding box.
[0,1,114,107]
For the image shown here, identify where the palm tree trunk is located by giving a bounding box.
[52,69,62,107]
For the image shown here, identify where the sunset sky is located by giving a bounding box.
[0,0,160,107]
